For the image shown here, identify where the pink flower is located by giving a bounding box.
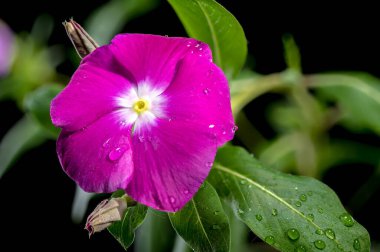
[51,34,235,211]
[0,20,14,76]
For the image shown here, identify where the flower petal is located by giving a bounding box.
[50,47,135,131]
[109,34,212,90]
[163,50,235,146]
[127,119,217,212]
[57,112,134,192]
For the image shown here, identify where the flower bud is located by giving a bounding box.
[85,197,128,236]
[63,19,99,58]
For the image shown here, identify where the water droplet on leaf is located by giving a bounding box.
[299,194,307,202]
[212,224,220,230]
[295,245,306,252]
[339,213,354,227]
[240,180,246,185]
[314,240,326,250]
[287,228,300,241]
[265,236,275,245]
[214,211,219,215]
[272,209,278,216]
[295,201,302,207]
[255,214,263,221]
[325,229,335,240]
[238,209,245,214]
[108,147,126,161]
[315,229,324,235]
[307,191,313,196]
[353,239,361,250]
[307,213,314,221]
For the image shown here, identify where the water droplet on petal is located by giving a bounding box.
[103,138,111,147]
[265,236,275,245]
[295,245,306,252]
[255,214,263,221]
[232,125,238,133]
[209,124,215,128]
[307,213,315,221]
[339,213,354,227]
[287,228,300,241]
[315,229,324,235]
[295,201,302,207]
[314,240,326,250]
[203,88,210,95]
[212,224,221,230]
[299,194,307,201]
[169,196,176,203]
[353,239,361,250]
[205,162,213,168]
[108,146,126,161]
[325,229,335,240]
[222,131,226,135]
[183,190,189,195]
[272,209,278,216]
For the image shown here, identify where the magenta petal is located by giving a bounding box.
[57,112,134,193]
[163,51,235,146]
[109,34,212,90]
[127,119,217,211]
[50,47,134,131]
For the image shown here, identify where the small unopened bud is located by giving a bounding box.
[85,197,128,237]
[63,19,99,58]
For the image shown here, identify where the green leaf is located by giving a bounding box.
[209,145,370,252]
[135,210,176,252]
[168,0,247,78]
[0,116,46,178]
[24,84,63,138]
[309,72,380,135]
[108,204,148,250]
[85,0,159,45]
[169,182,230,252]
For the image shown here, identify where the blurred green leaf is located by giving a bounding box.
[309,72,380,135]
[168,0,247,78]
[0,116,46,178]
[85,0,159,45]
[24,84,63,138]
[108,204,148,250]
[283,34,301,72]
[169,182,230,252]
[135,210,176,252]
[209,145,370,252]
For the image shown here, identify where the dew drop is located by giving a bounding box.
[232,125,238,133]
[240,180,246,185]
[203,88,210,95]
[212,224,221,230]
[353,239,361,250]
[255,214,263,221]
[318,208,324,213]
[169,196,176,203]
[108,147,126,161]
[102,138,111,147]
[294,186,299,190]
[295,201,302,207]
[315,229,324,235]
[209,124,215,129]
[299,194,307,202]
[339,213,354,227]
[325,229,335,240]
[337,244,344,251]
[314,240,326,250]
[287,228,300,241]
[295,245,306,252]
[205,161,213,168]
[183,190,189,195]
[248,208,252,212]
[307,213,315,221]
[272,209,278,216]
[265,236,275,245]
[222,130,226,135]
[307,191,313,196]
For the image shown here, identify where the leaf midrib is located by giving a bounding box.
[195,1,222,68]
[191,198,214,251]
[213,162,344,248]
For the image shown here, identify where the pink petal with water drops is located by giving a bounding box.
[127,118,218,211]
[163,49,235,146]
[57,112,134,193]
[109,34,212,90]
[51,48,134,132]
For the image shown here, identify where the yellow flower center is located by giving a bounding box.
[133,98,149,113]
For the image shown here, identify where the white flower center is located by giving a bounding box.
[115,81,166,132]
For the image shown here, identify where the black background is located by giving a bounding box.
[1,1,379,251]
